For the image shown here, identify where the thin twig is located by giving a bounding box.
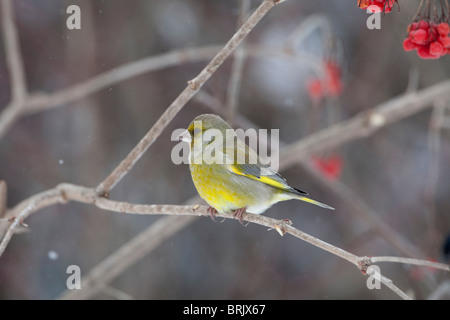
[2,181,444,300]
[427,280,450,300]
[425,100,446,253]
[279,80,450,169]
[60,91,450,297]
[367,256,450,271]
[0,38,330,141]
[58,215,197,300]
[23,46,223,115]
[0,0,285,261]
[0,188,62,256]
[368,268,412,300]
[95,0,283,196]
[0,44,325,140]
[0,103,22,140]
[54,196,421,300]
[300,161,425,259]
[58,194,202,300]
[3,79,448,296]
[0,0,447,300]
[196,91,428,260]
[412,0,426,21]
[405,68,420,93]
[226,0,251,123]
[0,46,223,140]
[1,0,27,103]
[0,0,28,139]
[0,181,6,218]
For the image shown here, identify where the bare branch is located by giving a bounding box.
[0,46,222,140]
[196,90,427,259]
[22,46,223,115]
[58,215,197,300]
[1,0,447,300]
[4,75,449,296]
[226,0,251,123]
[0,181,6,218]
[58,194,202,300]
[279,79,450,169]
[300,161,425,259]
[0,42,322,140]
[1,180,440,300]
[95,0,282,195]
[0,188,63,256]
[367,256,450,271]
[55,199,431,300]
[1,0,27,103]
[425,100,447,251]
[0,104,22,140]
[367,267,412,300]
[0,43,326,141]
[427,280,450,300]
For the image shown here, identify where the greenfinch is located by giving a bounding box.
[181,114,334,221]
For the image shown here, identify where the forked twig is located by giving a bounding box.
[95,0,285,196]
[1,0,449,301]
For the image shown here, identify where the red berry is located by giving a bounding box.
[418,20,430,30]
[366,4,381,13]
[438,23,450,36]
[383,0,395,12]
[417,45,432,59]
[409,29,428,45]
[358,0,394,13]
[403,38,418,51]
[358,0,370,9]
[408,22,418,32]
[428,27,437,40]
[439,36,450,48]
[430,41,445,57]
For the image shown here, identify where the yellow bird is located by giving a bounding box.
[180,114,334,221]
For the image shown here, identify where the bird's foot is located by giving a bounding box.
[233,207,248,225]
[207,206,219,221]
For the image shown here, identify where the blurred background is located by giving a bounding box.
[0,0,449,299]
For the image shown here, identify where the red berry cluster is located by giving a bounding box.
[358,0,396,13]
[403,21,450,59]
[306,60,343,102]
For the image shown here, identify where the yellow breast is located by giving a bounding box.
[189,163,249,213]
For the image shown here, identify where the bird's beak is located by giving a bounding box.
[178,130,192,143]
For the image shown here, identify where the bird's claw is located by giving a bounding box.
[207,206,219,221]
[232,207,248,225]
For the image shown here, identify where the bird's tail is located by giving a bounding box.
[297,196,334,210]
[277,187,334,210]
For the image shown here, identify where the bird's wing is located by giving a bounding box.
[224,138,308,195]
